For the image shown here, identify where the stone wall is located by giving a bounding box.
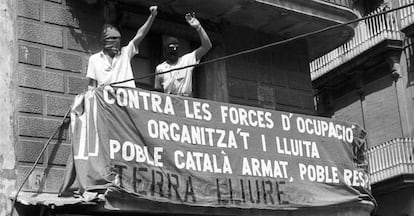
[15,0,102,194]
[0,0,17,215]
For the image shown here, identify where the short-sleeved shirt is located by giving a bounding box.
[154,51,199,96]
[87,41,138,88]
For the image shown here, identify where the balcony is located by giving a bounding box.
[321,0,353,8]
[112,0,358,60]
[310,8,401,81]
[367,138,414,186]
[400,0,414,36]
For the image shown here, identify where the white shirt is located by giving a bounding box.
[155,51,199,96]
[86,41,138,88]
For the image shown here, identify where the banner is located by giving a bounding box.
[60,86,373,212]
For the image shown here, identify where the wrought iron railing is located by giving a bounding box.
[309,8,401,80]
[400,0,414,29]
[320,0,353,8]
[367,138,414,184]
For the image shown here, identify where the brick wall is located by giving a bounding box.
[16,0,102,193]
[401,37,414,137]
[363,75,402,147]
[330,73,402,148]
[332,92,365,128]
[223,25,315,115]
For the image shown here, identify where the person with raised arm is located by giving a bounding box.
[154,12,212,97]
[87,6,158,89]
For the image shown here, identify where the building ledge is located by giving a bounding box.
[371,174,414,195]
[14,191,101,207]
[15,190,375,216]
[401,23,414,37]
[312,39,403,89]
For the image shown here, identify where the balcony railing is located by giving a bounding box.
[321,0,353,8]
[310,8,401,80]
[367,138,414,185]
[400,0,414,29]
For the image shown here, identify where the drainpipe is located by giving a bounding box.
[388,56,409,137]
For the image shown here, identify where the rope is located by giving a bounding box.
[110,2,414,86]
[9,108,71,216]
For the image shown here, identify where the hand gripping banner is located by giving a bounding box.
[59,86,374,213]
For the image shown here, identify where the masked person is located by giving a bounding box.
[154,12,212,97]
[87,6,158,89]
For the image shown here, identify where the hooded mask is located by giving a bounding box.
[163,37,180,63]
[101,25,121,55]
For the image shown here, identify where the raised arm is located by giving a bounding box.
[132,6,158,48]
[185,13,212,61]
